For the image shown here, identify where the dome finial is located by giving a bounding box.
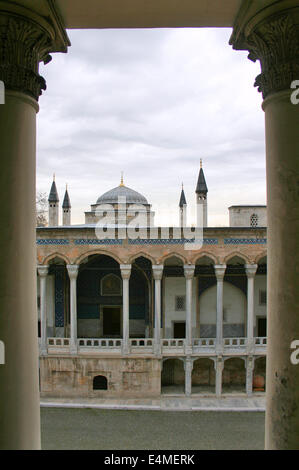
[119,171,124,187]
[53,172,55,181]
[200,158,203,169]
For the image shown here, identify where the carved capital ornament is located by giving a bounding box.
[0,2,70,101]
[230,7,299,99]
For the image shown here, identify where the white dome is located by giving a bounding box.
[96,185,148,205]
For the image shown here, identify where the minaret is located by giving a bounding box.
[195,159,208,227]
[179,183,187,227]
[48,174,59,226]
[62,184,71,226]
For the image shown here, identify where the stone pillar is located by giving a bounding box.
[152,265,163,355]
[246,356,254,396]
[184,265,195,354]
[120,264,131,355]
[0,2,69,450]
[215,356,223,398]
[185,357,193,396]
[230,3,299,449]
[37,265,49,356]
[214,265,226,354]
[245,264,258,353]
[67,265,79,354]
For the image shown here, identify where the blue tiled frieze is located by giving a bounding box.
[37,239,70,245]
[224,238,267,245]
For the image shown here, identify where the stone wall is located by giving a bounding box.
[40,356,161,398]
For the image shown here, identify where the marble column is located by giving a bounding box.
[231,3,299,449]
[37,266,49,356]
[0,2,69,450]
[245,264,258,353]
[152,265,163,355]
[214,265,226,354]
[184,265,195,354]
[185,357,193,396]
[67,265,79,354]
[215,356,223,397]
[120,264,131,355]
[246,356,254,396]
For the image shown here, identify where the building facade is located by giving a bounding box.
[37,167,267,399]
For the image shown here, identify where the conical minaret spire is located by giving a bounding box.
[62,184,71,226]
[195,160,208,227]
[179,183,187,227]
[48,175,59,226]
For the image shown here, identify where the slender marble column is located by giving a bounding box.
[0,2,69,449]
[67,265,79,354]
[37,266,49,356]
[185,357,193,396]
[152,265,163,355]
[231,4,299,449]
[246,356,254,396]
[214,265,226,354]
[184,265,195,354]
[120,264,131,354]
[215,356,223,397]
[245,264,258,353]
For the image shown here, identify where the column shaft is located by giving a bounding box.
[67,265,79,354]
[184,265,195,353]
[245,265,258,353]
[152,265,163,356]
[38,266,49,355]
[0,92,40,450]
[215,265,226,353]
[120,265,131,355]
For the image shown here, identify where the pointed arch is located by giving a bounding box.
[75,249,123,266]
[42,253,70,265]
[192,252,218,265]
[128,252,156,265]
[159,252,187,266]
[255,252,267,264]
[224,251,251,265]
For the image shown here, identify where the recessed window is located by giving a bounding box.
[93,375,108,390]
[101,273,122,296]
[250,213,258,227]
[175,295,186,311]
[259,290,267,305]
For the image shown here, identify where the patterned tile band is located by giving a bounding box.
[224,238,267,245]
[128,238,218,245]
[74,239,123,245]
[37,239,70,245]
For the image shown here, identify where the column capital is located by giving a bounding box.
[37,265,48,277]
[245,264,258,278]
[184,264,195,279]
[67,264,79,279]
[230,4,299,99]
[120,264,132,280]
[152,264,163,280]
[0,1,70,101]
[214,264,226,280]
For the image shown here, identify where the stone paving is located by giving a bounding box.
[41,407,265,450]
[41,394,265,412]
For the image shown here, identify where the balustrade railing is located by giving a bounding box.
[78,338,122,349]
[223,337,247,348]
[43,336,267,354]
[254,337,267,346]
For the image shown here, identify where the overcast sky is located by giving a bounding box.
[37,27,266,227]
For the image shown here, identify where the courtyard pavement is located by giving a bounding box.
[40,394,265,412]
[41,407,265,450]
